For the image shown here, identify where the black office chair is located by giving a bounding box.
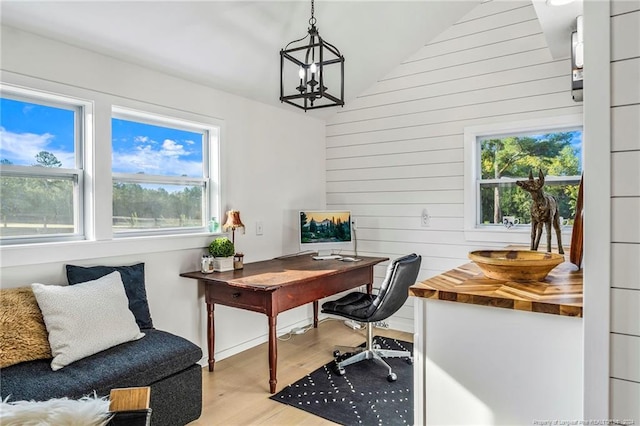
[321,253,422,382]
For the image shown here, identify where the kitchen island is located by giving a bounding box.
[410,258,583,425]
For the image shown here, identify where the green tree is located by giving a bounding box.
[480,132,580,224]
[34,151,62,168]
[1,151,72,236]
[112,182,203,229]
[31,151,69,229]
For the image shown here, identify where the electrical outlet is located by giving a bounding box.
[421,209,430,227]
[374,321,389,329]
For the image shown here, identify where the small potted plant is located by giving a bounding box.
[208,237,235,272]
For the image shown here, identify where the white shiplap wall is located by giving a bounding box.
[325,0,583,332]
[610,0,640,421]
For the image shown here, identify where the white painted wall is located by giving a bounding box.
[324,0,582,332]
[0,25,327,365]
[609,0,640,421]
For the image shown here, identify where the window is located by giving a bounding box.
[111,107,218,235]
[0,88,87,244]
[464,116,583,240]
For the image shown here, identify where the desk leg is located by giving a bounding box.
[268,314,277,393]
[207,302,215,372]
[313,300,319,328]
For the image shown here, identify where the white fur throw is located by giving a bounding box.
[0,394,112,426]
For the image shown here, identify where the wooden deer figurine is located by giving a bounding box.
[516,169,564,254]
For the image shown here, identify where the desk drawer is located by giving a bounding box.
[207,284,267,313]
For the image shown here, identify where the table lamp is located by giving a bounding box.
[223,210,245,245]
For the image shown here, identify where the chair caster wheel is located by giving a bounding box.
[373,343,381,350]
[336,367,346,376]
[333,350,341,358]
[406,357,414,365]
[387,373,397,382]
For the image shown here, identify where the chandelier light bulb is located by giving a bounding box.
[298,67,305,79]
[309,62,317,74]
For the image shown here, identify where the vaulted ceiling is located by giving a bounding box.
[0,1,480,118]
[0,1,581,119]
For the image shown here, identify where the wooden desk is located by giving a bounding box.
[180,255,387,393]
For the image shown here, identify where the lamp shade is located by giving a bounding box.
[223,210,245,231]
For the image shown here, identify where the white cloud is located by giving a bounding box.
[112,137,201,177]
[0,127,74,167]
[161,139,186,157]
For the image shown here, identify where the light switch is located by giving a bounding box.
[421,209,430,227]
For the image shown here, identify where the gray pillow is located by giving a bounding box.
[65,263,153,329]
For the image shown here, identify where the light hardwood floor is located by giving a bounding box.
[188,319,412,425]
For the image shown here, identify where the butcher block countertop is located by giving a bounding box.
[409,257,583,318]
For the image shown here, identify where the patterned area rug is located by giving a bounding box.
[270,336,413,426]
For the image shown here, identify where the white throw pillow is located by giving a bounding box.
[31,271,144,371]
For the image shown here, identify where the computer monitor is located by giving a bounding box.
[299,210,352,257]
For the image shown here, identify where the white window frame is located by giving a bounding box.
[111,106,220,237]
[0,85,91,245]
[463,114,583,244]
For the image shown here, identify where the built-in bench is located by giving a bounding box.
[0,263,203,426]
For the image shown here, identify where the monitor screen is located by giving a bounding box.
[299,210,352,256]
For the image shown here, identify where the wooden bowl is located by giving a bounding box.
[468,250,564,281]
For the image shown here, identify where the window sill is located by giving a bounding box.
[0,232,225,268]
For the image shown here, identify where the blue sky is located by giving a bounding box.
[1,98,204,177]
[0,97,75,167]
[112,118,203,177]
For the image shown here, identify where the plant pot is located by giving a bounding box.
[212,257,234,272]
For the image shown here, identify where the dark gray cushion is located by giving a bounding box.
[322,292,375,319]
[66,263,153,329]
[0,329,202,402]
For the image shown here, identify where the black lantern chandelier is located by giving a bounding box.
[280,0,345,111]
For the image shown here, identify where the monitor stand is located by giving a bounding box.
[312,250,342,261]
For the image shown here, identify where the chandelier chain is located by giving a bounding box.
[309,0,316,26]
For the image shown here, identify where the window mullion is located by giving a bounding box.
[112,173,205,187]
